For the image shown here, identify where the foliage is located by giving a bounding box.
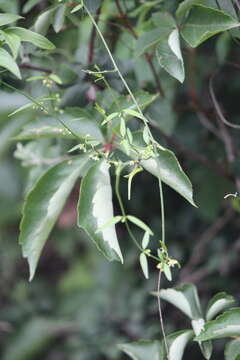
[1,0,240,359]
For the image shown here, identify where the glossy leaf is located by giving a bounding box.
[119,340,161,360]
[19,157,89,280]
[6,27,55,49]
[0,13,22,26]
[181,5,240,48]
[225,339,240,360]
[158,284,203,319]
[0,47,21,78]
[78,159,123,263]
[196,308,240,341]
[206,292,236,321]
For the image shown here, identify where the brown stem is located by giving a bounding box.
[20,63,52,73]
[179,207,234,283]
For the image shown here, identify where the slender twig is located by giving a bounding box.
[20,63,52,73]
[179,207,234,282]
[157,270,169,358]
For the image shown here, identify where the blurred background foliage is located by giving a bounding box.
[0,0,240,359]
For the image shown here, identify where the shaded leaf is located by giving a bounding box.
[1,30,21,58]
[78,159,123,263]
[181,5,240,48]
[206,292,236,321]
[225,339,240,360]
[19,157,89,280]
[34,6,58,35]
[0,47,21,78]
[53,4,66,33]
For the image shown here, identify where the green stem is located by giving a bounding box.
[158,178,165,244]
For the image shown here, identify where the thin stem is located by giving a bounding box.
[157,270,169,358]
[115,165,159,261]
[84,4,147,124]
[158,178,165,244]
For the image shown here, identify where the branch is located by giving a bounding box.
[20,63,52,73]
[88,6,101,65]
[179,207,234,283]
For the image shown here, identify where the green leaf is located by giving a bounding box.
[206,292,236,321]
[181,5,240,48]
[1,30,20,58]
[13,118,75,140]
[53,4,66,33]
[161,330,194,360]
[123,108,148,122]
[95,215,122,233]
[6,27,55,49]
[78,159,123,263]
[141,147,195,206]
[127,215,153,235]
[196,308,240,341]
[158,284,203,319]
[157,28,185,83]
[118,340,162,360]
[140,253,149,279]
[61,107,103,141]
[34,6,58,35]
[19,157,89,280]
[0,47,21,78]
[0,13,22,26]
[225,339,240,360]
[71,3,84,14]
[23,0,40,14]
[135,13,175,57]
[176,0,213,21]
[142,231,150,249]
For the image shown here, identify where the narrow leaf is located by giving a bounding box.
[142,231,150,249]
[78,159,123,263]
[127,215,153,235]
[181,5,240,48]
[0,47,21,78]
[95,216,122,233]
[206,292,236,321]
[1,30,21,58]
[140,253,149,279]
[19,157,89,280]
